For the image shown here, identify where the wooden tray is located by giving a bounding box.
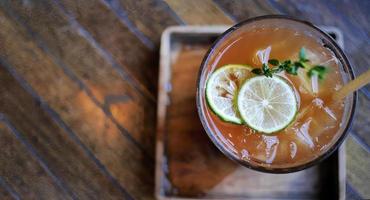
[156,26,345,200]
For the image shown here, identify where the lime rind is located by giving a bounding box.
[237,76,298,133]
[206,64,252,124]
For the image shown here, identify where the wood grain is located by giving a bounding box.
[346,182,364,200]
[0,10,153,200]
[346,136,370,198]
[0,0,367,199]
[0,189,13,200]
[0,65,129,199]
[0,123,69,200]
[0,179,16,200]
[0,0,148,102]
[111,0,182,44]
[0,0,156,158]
[164,0,233,25]
[351,93,370,146]
[165,45,237,196]
[213,0,278,20]
[58,0,158,96]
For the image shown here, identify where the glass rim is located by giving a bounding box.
[196,15,357,173]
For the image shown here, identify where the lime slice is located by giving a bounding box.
[206,64,252,124]
[237,76,298,133]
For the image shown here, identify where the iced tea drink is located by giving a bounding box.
[197,16,356,172]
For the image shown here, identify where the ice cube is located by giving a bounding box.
[290,142,298,159]
[276,140,297,161]
[256,46,271,64]
[253,152,266,162]
[312,98,338,121]
[317,56,339,67]
[294,118,315,149]
[309,113,338,138]
[305,98,339,138]
[296,49,339,95]
[297,68,314,94]
[311,74,319,94]
[262,135,279,164]
[294,102,312,122]
[241,149,250,161]
[305,49,327,64]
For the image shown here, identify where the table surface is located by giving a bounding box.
[0,0,368,199]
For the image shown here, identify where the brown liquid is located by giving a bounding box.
[204,27,345,168]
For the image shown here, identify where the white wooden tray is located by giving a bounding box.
[156,26,345,200]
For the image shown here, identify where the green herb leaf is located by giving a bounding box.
[283,60,291,66]
[279,61,289,71]
[267,71,273,77]
[271,66,284,73]
[268,59,279,66]
[285,66,297,75]
[251,68,263,75]
[262,64,269,73]
[294,61,305,69]
[262,64,273,77]
[251,47,329,80]
[307,65,328,79]
[299,47,306,61]
[302,58,309,62]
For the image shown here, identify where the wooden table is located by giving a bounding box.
[0,0,368,199]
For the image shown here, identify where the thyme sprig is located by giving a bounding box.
[251,48,328,79]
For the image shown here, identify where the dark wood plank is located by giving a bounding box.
[0,178,17,200]
[0,188,12,200]
[0,189,13,200]
[163,0,233,24]
[0,65,129,199]
[0,123,69,200]
[346,136,370,198]
[57,0,158,96]
[0,0,365,199]
[351,93,370,147]
[325,0,370,93]
[346,182,364,200]
[0,10,153,200]
[1,0,156,157]
[213,0,278,20]
[107,0,182,44]
[0,0,151,102]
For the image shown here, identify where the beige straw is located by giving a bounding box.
[332,70,370,101]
